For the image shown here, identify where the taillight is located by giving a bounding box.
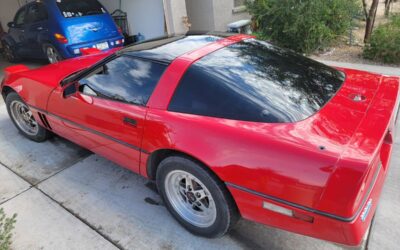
[384,130,393,144]
[54,33,68,44]
[292,211,314,223]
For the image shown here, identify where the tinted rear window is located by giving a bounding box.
[169,39,345,123]
[56,0,106,18]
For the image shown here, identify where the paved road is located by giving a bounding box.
[0,58,399,249]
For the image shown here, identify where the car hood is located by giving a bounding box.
[15,49,117,87]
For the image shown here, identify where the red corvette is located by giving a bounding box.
[1,34,399,246]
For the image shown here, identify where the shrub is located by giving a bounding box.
[363,15,400,63]
[247,0,361,53]
[0,208,17,250]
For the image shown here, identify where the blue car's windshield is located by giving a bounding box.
[56,0,106,18]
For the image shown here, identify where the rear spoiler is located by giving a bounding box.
[317,75,400,219]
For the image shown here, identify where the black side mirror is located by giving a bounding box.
[63,82,78,98]
[7,22,15,28]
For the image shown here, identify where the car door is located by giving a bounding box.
[47,55,168,173]
[24,3,49,58]
[8,6,28,55]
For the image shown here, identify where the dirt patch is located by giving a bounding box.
[312,0,400,67]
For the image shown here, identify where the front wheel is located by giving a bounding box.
[2,41,21,63]
[6,92,51,142]
[156,156,239,238]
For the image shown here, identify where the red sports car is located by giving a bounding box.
[1,34,399,246]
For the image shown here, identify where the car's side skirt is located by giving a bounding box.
[28,104,150,155]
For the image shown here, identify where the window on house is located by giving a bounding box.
[234,0,246,7]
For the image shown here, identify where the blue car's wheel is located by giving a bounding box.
[44,44,63,64]
[2,41,21,63]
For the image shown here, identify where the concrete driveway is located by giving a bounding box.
[0,58,399,250]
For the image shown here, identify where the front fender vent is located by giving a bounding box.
[38,112,52,130]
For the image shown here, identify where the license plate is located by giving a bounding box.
[96,42,109,50]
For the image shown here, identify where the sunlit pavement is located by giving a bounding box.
[0,57,399,249]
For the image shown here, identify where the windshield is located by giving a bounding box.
[56,0,106,18]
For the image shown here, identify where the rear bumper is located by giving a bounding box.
[59,35,124,58]
[227,144,392,246]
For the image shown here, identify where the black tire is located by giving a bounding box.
[156,156,239,238]
[5,92,51,142]
[2,41,21,63]
[43,44,63,64]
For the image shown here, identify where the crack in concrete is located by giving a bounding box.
[33,152,92,187]
[0,155,124,249]
[0,187,32,206]
[35,187,124,250]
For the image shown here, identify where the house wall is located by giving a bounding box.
[122,0,165,40]
[163,0,189,35]
[99,0,166,40]
[0,0,28,31]
[212,0,250,32]
[185,0,214,31]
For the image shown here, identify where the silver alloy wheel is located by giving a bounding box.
[46,46,61,64]
[165,170,217,228]
[10,100,39,136]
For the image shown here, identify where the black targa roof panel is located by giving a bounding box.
[124,35,222,63]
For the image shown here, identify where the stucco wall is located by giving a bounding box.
[122,0,165,39]
[99,0,165,40]
[212,0,250,32]
[0,0,29,31]
[163,0,188,35]
[185,0,214,31]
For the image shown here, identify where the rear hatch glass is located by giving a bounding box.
[169,39,346,123]
[56,0,106,18]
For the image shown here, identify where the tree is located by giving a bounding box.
[385,0,393,16]
[362,0,380,43]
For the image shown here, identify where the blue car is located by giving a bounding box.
[1,0,124,63]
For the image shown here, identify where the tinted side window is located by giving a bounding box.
[79,56,167,106]
[169,66,278,122]
[26,4,48,23]
[14,8,26,26]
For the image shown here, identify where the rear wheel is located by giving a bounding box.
[2,41,21,63]
[156,156,239,238]
[44,44,62,64]
[6,92,50,142]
